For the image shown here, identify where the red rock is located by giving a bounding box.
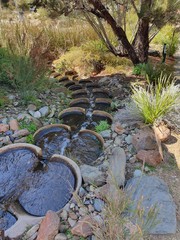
[132,127,157,151]
[71,216,93,238]
[0,124,9,133]
[153,124,171,142]
[37,211,60,240]
[136,150,163,166]
[12,129,30,138]
[9,119,19,131]
[113,122,125,134]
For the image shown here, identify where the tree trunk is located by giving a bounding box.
[132,18,149,63]
[132,0,152,63]
[88,0,140,65]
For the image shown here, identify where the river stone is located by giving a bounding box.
[125,176,176,234]
[100,130,111,139]
[107,147,126,187]
[34,111,42,119]
[39,106,49,117]
[93,198,105,212]
[80,165,106,187]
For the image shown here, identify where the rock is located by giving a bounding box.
[107,147,126,187]
[14,137,27,143]
[112,122,125,134]
[55,233,67,240]
[136,150,163,167]
[60,210,68,221]
[34,111,42,119]
[113,108,142,126]
[71,216,93,238]
[9,119,19,131]
[80,165,106,187]
[125,176,177,234]
[124,221,142,240]
[68,218,77,227]
[0,124,9,133]
[79,187,87,198]
[93,198,105,212]
[114,136,122,146]
[132,128,157,151]
[12,129,30,138]
[0,136,11,147]
[69,212,78,220]
[28,104,37,111]
[100,130,111,138]
[24,224,39,239]
[125,135,132,144]
[37,211,60,240]
[39,106,49,117]
[153,124,171,142]
[133,169,143,177]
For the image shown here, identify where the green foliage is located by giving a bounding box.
[133,62,174,84]
[95,120,110,133]
[26,134,35,144]
[20,121,37,134]
[131,74,180,124]
[152,25,179,56]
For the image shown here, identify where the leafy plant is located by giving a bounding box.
[26,134,35,144]
[95,120,110,133]
[20,121,37,134]
[131,74,180,124]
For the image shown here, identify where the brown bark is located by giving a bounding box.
[88,0,140,65]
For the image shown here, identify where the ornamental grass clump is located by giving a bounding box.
[131,73,180,124]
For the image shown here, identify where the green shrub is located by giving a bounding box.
[131,74,180,124]
[95,120,110,133]
[133,62,174,84]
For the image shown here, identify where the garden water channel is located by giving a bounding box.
[0,74,113,236]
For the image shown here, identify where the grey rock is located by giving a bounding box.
[60,210,68,221]
[114,136,122,146]
[107,147,126,187]
[39,106,49,117]
[0,136,11,147]
[80,165,106,187]
[55,233,67,240]
[29,110,35,116]
[12,129,30,138]
[24,224,39,239]
[8,94,16,100]
[68,218,77,227]
[125,176,176,234]
[133,169,143,177]
[125,135,132,144]
[93,198,105,212]
[79,187,87,198]
[33,111,41,119]
[100,130,111,139]
[14,137,27,143]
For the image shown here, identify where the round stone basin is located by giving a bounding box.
[79,79,92,85]
[59,107,86,130]
[68,84,82,91]
[86,83,100,89]
[0,209,17,231]
[65,130,104,165]
[64,80,75,88]
[0,144,81,222]
[95,98,112,111]
[70,98,90,109]
[92,110,113,125]
[0,143,42,204]
[34,124,71,159]
[19,154,81,217]
[92,89,110,99]
[72,89,88,99]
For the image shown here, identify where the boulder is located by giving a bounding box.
[71,216,93,238]
[39,106,49,117]
[136,150,163,166]
[80,165,106,187]
[107,147,126,187]
[132,127,157,151]
[153,124,171,142]
[125,176,176,234]
[37,211,60,240]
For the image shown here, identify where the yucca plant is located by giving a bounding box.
[131,73,180,124]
